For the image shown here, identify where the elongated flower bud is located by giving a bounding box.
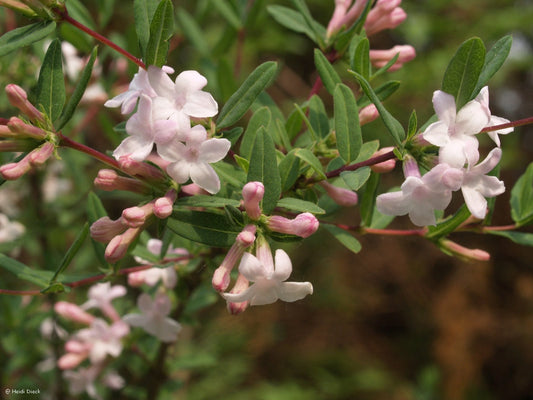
[440,239,490,262]
[0,155,31,180]
[359,104,379,125]
[105,227,141,263]
[267,212,319,238]
[242,181,264,220]
[319,181,358,206]
[90,216,128,243]
[118,155,166,181]
[370,147,396,173]
[153,190,177,219]
[7,117,47,139]
[226,273,250,315]
[5,84,44,124]
[55,301,95,325]
[94,169,150,194]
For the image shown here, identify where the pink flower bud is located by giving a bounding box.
[0,156,31,180]
[153,190,177,219]
[5,84,44,123]
[0,140,35,152]
[90,216,128,243]
[267,212,319,238]
[64,340,91,354]
[57,352,87,370]
[370,147,396,173]
[365,0,406,36]
[127,270,147,287]
[242,181,264,220]
[359,104,379,125]
[7,117,47,139]
[105,227,141,263]
[369,45,415,72]
[29,142,54,165]
[402,157,421,179]
[181,183,209,196]
[118,155,165,181]
[319,181,358,206]
[122,206,147,228]
[226,273,250,315]
[212,225,256,292]
[55,301,95,325]
[94,169,149,194]
[441,240,491,262]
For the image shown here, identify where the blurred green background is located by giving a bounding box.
[1,0,533,399]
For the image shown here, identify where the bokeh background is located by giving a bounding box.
[1,0,533,399]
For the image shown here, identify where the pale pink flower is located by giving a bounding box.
[112,94,178,161]
[475,86,513,146]
[159,125,231,194]
[222,242,313,306]
[0,213,24,243]
[123,293,182,342]
[73,319,129,364]
[63,365,100,399]
[422,90,490,168]
[82,282,126,321]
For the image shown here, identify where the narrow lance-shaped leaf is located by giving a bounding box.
[322,225,362,254]
[294,148,327,180]
[334,83,362,163]
[0,254,51,288]
[177,8,210,57]
[217,61,278,129]
[350,71,405,147]
[211,0,243,30]
[276,198,326,214]
[247,127,281,214]
[36,38,65,123]
[442,37,486,109]
[473,35,513,97]
[145,0,174,67]
[426,205,471,240]
[279,150,301,192]
[267,5,318,42]
[240,106,271,159]
[290,0,326,48]
[510,163,533,227]
[308,95,330,139]
[55,46,98,130]
[314,49,342,95]
[0,21,56,57]
[134,0,160,59]
[352,37,370,80]
[50,223,89,283]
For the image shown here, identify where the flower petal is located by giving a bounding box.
[455,100,490,136]
[189,162,221,194]
[112,136,154,161]
[199,138,231,163]
[182,91,218,118]
[166,160,192,184]
[432,90,456,126]
[376,191,411,217]
[277,282,313,302]
[147,65,175,99]
[461,186,487,219]
[238,252,265,281]
[174,70,207,93]
[422,121,450,147]
[272,249,292,282]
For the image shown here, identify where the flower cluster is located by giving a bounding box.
[105,66,230,194]
[377,87,511,226]
[212,182,317,314]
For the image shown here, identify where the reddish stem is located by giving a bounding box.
[363,227,427,236]
[481,116,533,133]
[57,9,146,70]
[58,133,120,169]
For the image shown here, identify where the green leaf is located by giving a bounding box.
[341,167,371,191]
[267,5,320,43]
[426,205,471,240]
[145,0,174,67]
[357,80,400,108]
[211,161,247,189]
[240,107,271,159]
[294,148,326,180]
[352,37,370,80]
[359,172,380,226]
[473,35,513,98]
[0,21,56,57]
[167,210,241,247]
[334,83,362,163]
[36,39,65,123]
[211,0,242,30]
[407,110,418,140]
[134,0,163,59]
[217,61,278,129]
[442,37,486,109]
[323,225,362,254]
[314,49,342,95]
[308,95,330,139]
[279,151,301,192]
[55,46,98,130]
[370,53,399,80]
[488,230,533,247]
[0,254,51,287]
[247,127,281,214]
[176,195,240,208]
[176,8,210,57]
[276,198,325,214]
[510,163,533,226]
[354,140,380,163]
[290,0,326,48]
[50,223,89,282]
[350,71,405,147]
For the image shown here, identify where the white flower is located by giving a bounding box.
[459,147,505,219]
[82,282,127,311]
[475,86,513,146]
[376,163,462,226]
[422,90,490,168]
[222,249,314,306]
[148,67,218,133]
[112,94,178,161]
[64,365,101,400]
[123,293,182,342]
[159,125,231,194]
[74,319,129,364]
[104,66,168,114]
